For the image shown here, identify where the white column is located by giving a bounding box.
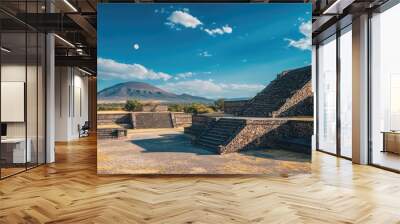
[46,33,55,163]
[352,14,369,164]
[45,0,56,163]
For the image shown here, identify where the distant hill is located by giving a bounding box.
[224,97,251,102]
[98,81,214,104]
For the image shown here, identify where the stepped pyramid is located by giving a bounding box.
[189,65,313,154]
[240,65,312,117]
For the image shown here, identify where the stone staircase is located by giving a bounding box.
[196,118,245,152]
[272,81,313,117]
[97,128,115,139]
[97,126,127,139]
[240,65,311,117]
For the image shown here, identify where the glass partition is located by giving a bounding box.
[1,30,28,177]
[0,1,46,179]
[27,30,38,169]
[317,35,337,154]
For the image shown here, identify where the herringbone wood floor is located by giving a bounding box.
[1,136,400,224]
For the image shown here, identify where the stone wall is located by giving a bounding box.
[220,119,313,154]
[223,100,248,115]
[220,119,286,154]
[133,112,174,129]
[173,113,192,127]
[98,112,192,129]
[188,116,313,155]
[97,113,132,128]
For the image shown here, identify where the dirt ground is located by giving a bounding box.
[97,128,311,175]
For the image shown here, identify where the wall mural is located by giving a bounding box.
[97,3,313,175]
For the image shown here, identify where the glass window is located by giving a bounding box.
[370,3,400,171]
[339,26,352,158]
[317,35,337,154]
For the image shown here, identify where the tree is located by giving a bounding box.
[124,100,142,112]
[214,98,225,111]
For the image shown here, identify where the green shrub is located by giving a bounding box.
[184,103,215,114]
[168,104,185,112]
[124,100,142,112]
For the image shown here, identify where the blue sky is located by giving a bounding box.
[98,3,311,99]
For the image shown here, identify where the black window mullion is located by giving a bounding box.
[25,0,28,171]
[36,0,39,168]
[336,29,341,157]
[315,45,319,151]
[367,11,373,165]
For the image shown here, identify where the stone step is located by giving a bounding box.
[215,120,244,125]
[197,139,220,150]
[211,126,238,132]
[214,122,242,128]
[206,130,231,138]
[218,118,244,123]
[200,135,226,144]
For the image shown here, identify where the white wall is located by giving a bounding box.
[55,67,89,141]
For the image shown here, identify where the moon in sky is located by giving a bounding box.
[133,43,139,50]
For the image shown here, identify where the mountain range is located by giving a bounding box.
[98,81,214,104]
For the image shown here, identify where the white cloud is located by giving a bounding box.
[199,51,212,57]
[166,10,202,29]
[98,58,172,81]
[222,25,233,33]
[159,79,264,98]
[165,11,234,38]
[133,43,139,50]
[285,21,311,51]
[204,25,233,36]
[174,72,194,80]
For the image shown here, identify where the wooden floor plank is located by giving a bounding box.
[0,136,399,223]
